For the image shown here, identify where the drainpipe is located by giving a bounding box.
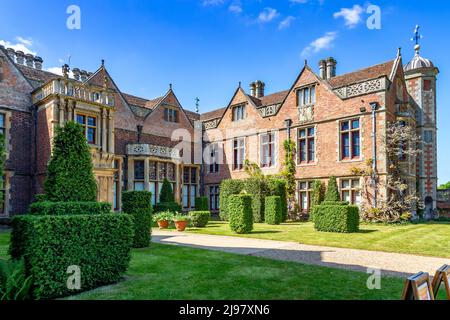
[370,102,379,207]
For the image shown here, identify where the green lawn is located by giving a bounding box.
[176,221,450,258]
[0,231,406,300]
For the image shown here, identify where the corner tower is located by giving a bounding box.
[404,28,439,218]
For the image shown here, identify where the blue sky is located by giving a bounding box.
[0,0,449,182]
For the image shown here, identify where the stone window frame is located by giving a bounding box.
[232,104,247,122]
[338,117,362,162]
[296,84,317,108]
[208,185,220,211]
[206,142,220,174]
[297,180,314,212]
[0,110,11,217]
[296,125,317,166]
[259,131,277,169]
[232,137,246,171]
[75,111,99,146]
[182,165,199,209]
[339,177,362,207]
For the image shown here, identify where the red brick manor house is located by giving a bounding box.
[0,43,438,221]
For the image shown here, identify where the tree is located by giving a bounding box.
[311,180,325,207]
[0,133,5,208]
[352,122,423,223]
[324,177,340,202]
[159,178,175,203]
[281,139,296,215]
[44,121,97,202]
[438,182,450,190]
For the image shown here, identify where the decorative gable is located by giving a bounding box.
[334,77,388,99]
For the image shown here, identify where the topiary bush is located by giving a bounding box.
[122,191,153,248]
[313,204,360,233]
[265,196,282,225]
[159,178,175,203]
[229,194,253,234]
[154,202,182,213]
[195,197,209,211]
[324,176,340,203]
[9,214,134,299]
[219,179,245,221]
[29,201,111,216]
[189,211,211,227]
[267,178,288,222]
[44,121,97,202]
[244,177,268,223]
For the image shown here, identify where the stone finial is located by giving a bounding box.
[62,64,70,78]
[25,54,34,67]
[15,51,25,65]
[34,56,43,70]
[72,68,81,81]
[6,48,15,61]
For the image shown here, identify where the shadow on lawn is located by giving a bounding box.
[152,234,413,279]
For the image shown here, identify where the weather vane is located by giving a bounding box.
[411,25,423,45]
[195,97,200,113]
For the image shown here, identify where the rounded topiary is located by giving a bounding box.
[265,196,282,225]
[229,194,253,234]
[324,176,340,203]
[44,121,97,202]
[219,179,245,221]
[122,191,153,248]
[189,211,211,227]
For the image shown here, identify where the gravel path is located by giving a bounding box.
[153,230,449,278]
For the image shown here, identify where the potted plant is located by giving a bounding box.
[153,211,174,229]
[173,213,190,232]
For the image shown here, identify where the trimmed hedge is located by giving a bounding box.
[189,211,211,227]
[9,214,134,299]
[195,197,209,211]
[29,201,111,216]
[159,178,175,203]
[324,176,340,202]
[267,178,288,222]
[229,194,253,234]
[313,204,360,233]
[154,202,182,213]
[219,179,245,221]
[244,178,267,223]
[122,191,153,248]
[265,196,282,225]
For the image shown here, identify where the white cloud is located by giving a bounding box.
[0,36,36,55]
[301,31,337,56]
[333,5,363,28]
[229,4,242,14]
[258,7,279,23]
[279,16,295,30]
[202,0,224,6]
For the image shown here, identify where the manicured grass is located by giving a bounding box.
[0,231,447,300]
[177,221,450,258]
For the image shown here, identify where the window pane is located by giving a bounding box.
[158,162,166,181]
[0,114,5,128]
[342,179,350,189]
[87,117,96,126]
[341,121,349,131]
[308,139,315,161]
[300,140,306,162]
[311,86,316,104]
[304,88,310,104]
[134,160,145,180]
[342,191,351,203]
[149,182,156,206]
[149,161,157,180]
[183,168,190,184]
[352,131,360,157]
[342,133,350,158]
[134,182,145,191]
[299,129,306,138]
[191,168,197,183]
[190,186,196,208]
[76,114,85,124]
[297,90,304,107]
[158,182,163,201]
[183,185,189,207]
[87,128,96,144]
[308,127,315,137]
[352,179,360,188]
[301,192,308,210]
[354,191,362,206]
[352,120,360,130]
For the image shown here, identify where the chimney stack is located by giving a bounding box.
[15,51,25,65]
[249,82,256,97]
[72,68,81,81]
[34,56,43,70]
[6,48,15,61]
[319,59,327,79]
[25,54,34,67]
[326,57,337,79]
[255,80,265,98]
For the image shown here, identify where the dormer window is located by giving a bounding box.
[93,92,101,102]
[164,108,179,123]
[297,85,316,107]
[232,104,246,121]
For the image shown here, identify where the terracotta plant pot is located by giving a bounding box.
[157,220,169,229]
[175,221,188,232]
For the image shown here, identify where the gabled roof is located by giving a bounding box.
[327,60,396,88]
[249,90,290,108]
[200,107,227,121]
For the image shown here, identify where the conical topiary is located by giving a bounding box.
[159,178,175,203]
[324,176,340,203]
[311,180,325,207]
[44,121,97,202]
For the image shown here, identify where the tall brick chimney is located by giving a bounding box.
[326,57,337,79]
[255,80,265,98]
[319,59,327,79]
